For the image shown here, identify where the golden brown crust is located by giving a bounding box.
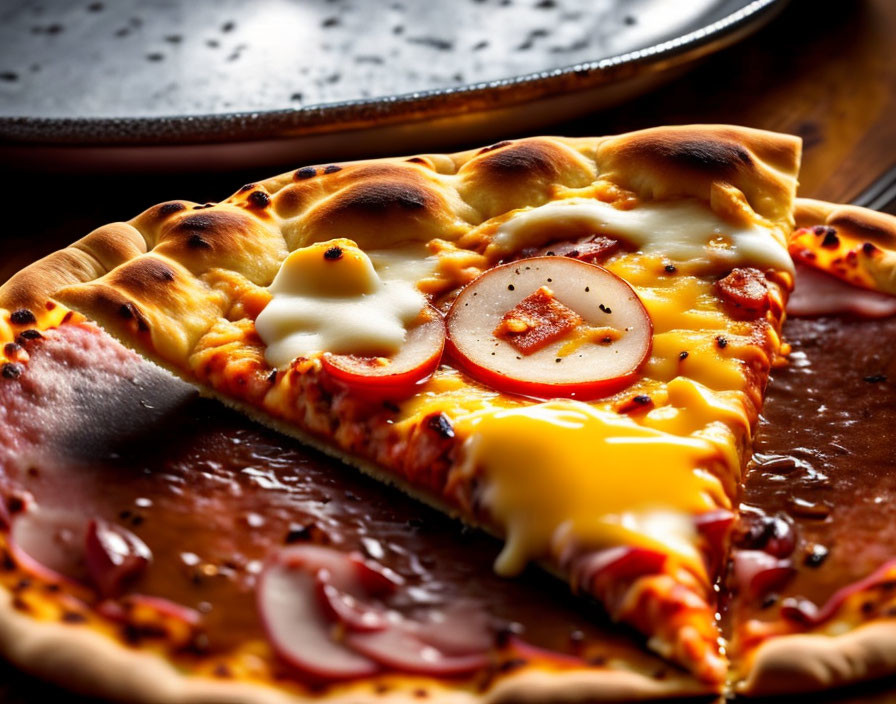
[0,125,803,700]
[794,198,896,294]
[596,125,801,223]
[0,222,147,318]
[736,622,896,696]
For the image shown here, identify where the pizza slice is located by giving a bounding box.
[726,199,896,696]
[1,125,800,694]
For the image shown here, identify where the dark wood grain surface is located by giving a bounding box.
[1,0,894,701]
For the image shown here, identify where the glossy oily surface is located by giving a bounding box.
[0,323,673,680]
[727,315,896,628]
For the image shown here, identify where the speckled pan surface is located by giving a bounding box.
[0,0,785,149]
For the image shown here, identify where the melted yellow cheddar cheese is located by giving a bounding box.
[256,190,788,585]
[451,401,725,578]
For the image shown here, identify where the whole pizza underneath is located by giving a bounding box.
[0,126,895,702]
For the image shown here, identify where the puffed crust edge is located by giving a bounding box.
[795,197,896,294]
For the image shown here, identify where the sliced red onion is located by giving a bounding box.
[732,550,794,597]
[85,518,152,597]
[346,626,489,677]
[8,511,85,586]
[258,553,379,681]
[790,557,896,626]
[409,601,494,656]
[97,594,201,627]
[695,509,735,570]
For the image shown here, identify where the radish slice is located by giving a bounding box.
[85,519,152,598]
[446,258,651,400]
[321,306,445,396]
[345,627,489,677]
[257,549,379,681]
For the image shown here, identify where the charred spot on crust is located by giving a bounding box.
[17,329,42,341]
[323,245,343,261]
[238,183,256,193]
[10,309,36,325]
[323,164,342,174]
[247,190,271,209]
[1,362,23,379]
[426,412,455,439]
[330,181,430,215]
[645,137,753,174]
[474,141,563,178]
[118,302,150,332]
[406,156,427,165]
[3,342,21,356]
[162,210,256,252]
[478,140,512,154]
[830,213,896,246]
[187,234,211,249]
[157,201,186,217]
[294,167,317,180]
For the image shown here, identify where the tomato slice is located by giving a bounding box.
[445,258,652,400]
[321,305,445,397]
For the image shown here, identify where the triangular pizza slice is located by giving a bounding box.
[2,125,800,688]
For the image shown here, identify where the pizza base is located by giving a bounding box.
[737,621,896,696]
[0,124,806,699]
[0,570,711,703]
[794,197,896,294]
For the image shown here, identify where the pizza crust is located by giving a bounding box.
[0,567,711,703]
[794,197,896,295]
[736,621,896,696]
[0,125,803,700]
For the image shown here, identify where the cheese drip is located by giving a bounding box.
[490,198,794,275]
[256,239,426,368]
[454,401,727,579]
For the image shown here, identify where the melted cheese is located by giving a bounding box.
[489,198,794,275]
[453,401,727,579]
[255,239,426,368]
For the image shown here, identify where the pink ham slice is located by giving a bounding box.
[788,264,896,318]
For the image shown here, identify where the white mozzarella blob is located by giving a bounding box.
[490,198,794,275]
[256,240,427,368]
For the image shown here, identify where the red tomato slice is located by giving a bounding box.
[445,258,652,400]
[321,305,445,397]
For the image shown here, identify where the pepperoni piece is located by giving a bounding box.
[493,286,583,355]
[714,267,770,318]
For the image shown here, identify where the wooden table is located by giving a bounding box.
[1,0,894,700]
